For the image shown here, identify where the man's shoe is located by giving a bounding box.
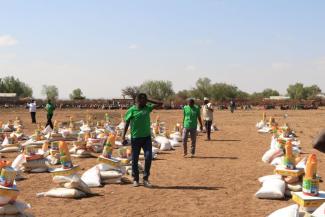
[143,180,153,188]
[133,181,139,187]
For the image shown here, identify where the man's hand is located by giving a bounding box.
[122,139,128,146]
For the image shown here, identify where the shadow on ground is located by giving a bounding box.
[152,185,224,191]
[193,156,238,160]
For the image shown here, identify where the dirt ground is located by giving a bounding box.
[0,108,325,217]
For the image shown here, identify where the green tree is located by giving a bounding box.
[42,85,59,100]
[139,80,175,101]
[191,77,213,99]
[211,83,239,101]
[0,76,33,97]
[69,88,85,100]
[304,85,321,99]
[262,88,280,98]
[175,89,191,101]
[121,86,140,103]
[287,83,305,99]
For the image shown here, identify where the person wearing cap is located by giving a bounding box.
[202,97,214,140]
[27,100,37,124]
[122,93,163,188]
[182,98,203,158]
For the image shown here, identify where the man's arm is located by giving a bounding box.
[198,109,203,130]
[122,120,130,143]
[147,99,163,109]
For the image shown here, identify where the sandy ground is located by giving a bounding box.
[0,108,325,217]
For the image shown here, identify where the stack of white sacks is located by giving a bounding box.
[255,123,325,216]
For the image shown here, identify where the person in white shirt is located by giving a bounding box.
[27,100,37,123]
[202,97,214,140]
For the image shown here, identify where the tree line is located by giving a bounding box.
[0,76,85,101]
[0,76,323,102]
[121,78,323,102]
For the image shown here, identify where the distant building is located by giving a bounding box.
[316,93,325,98]
[267,96,291,100]
[0,93,18,104]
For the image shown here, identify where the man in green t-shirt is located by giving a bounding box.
[122,93,162,187]
[45,100,55,129]
[182,98,203,158]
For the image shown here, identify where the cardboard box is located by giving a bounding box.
[275,165,304,177]
[292,191,325,212]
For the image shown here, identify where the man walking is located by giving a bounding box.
[202,97,214,140]
[27,100,37,123]
[45,100,55,129]
[182,98,203,158]
[122,93,162,188]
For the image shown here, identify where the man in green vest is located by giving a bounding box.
[122,93,162,187]
[183,98,203,158]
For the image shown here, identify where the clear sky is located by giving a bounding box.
[0,0,324,99]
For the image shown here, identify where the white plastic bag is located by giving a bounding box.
[81,166,102,187]
[255,179,285,199]
[267,204,299,217]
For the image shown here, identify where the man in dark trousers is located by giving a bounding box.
[182,98,203,157]
[27,100,37,123]
[45,99,55,129]
[122,93,162,188]
[202,97,214,140]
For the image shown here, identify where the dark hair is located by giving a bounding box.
[137,93,147,101]
[189,99,195,104]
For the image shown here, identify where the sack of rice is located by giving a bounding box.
[267,204,299,217]
[311,202,325,217]
[101,177,122,184]
[155,136,172,151]
[262,149,283,163]
[169,132,182,142]
[169,139,181,148]
[258,174,282,184]
[255,179,285,199]
[0,201,31,215]
[22,159,48,172]
[53,175,91,194]
[0,147,19,153]
[37,188,86,199]
[99,170,123,180]
[81,166,101,188]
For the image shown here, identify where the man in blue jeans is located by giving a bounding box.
[122,93,162,187]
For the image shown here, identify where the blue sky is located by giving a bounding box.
[0,0,324,99]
